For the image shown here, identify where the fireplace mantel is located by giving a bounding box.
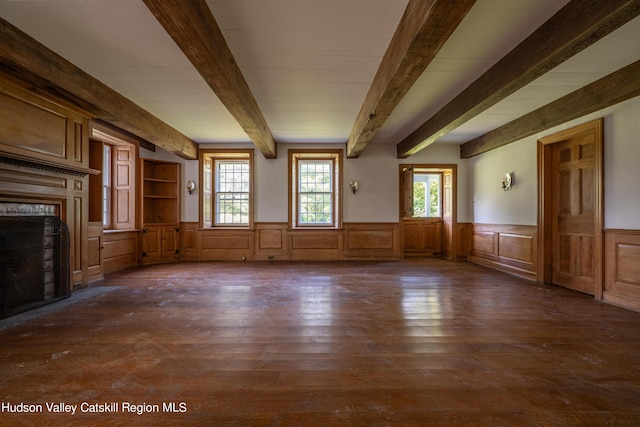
[0,151,100,177]
[1,75,93,288]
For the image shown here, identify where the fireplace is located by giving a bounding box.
[0,209,70,319]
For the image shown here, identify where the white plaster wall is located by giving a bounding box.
[468,96,640,229]
[143,141,470,224]
[469,138,538,225]
[604,97,640,229]
[145,95,640,228]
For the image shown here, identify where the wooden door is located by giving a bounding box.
[550,130,598,295]
[401,167,413,218]
[400,166,447,258]
[403,218,442,257]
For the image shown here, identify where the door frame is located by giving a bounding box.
[399,164,457,260]
[537,119,604,299]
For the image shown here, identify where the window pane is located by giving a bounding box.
[216,193,249,224]
[299,161,331,193]
[299,193,332,224]
[298,160,332,225]
[215,159,250,225]
[413,173,441,218]
[102,144,111,228]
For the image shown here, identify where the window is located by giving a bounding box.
[102,144,112,228]
[412,173,441,218]
[289,149,342,228]
[89,124,138,231]
[200,150,253,227]
[215,160,250,225]
[401,167,443,219]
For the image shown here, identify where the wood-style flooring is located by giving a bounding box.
[1,259,639,426]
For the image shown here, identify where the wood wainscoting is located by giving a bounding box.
[180,222,401,261]
[456,222,472,260]
[469,224,538,281]
[604,229,640,313]
[103,230,139,275]
[343,223,401,260]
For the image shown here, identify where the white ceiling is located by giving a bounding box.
[1,0,639,152]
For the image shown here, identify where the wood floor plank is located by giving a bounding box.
[1,259,639,425]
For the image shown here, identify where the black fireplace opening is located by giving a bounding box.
[0,216,70,319]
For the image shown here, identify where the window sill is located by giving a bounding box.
[288,226,344,231]
[199,226,253,231]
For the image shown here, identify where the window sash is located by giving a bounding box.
[214,159,250,226]
[289,150,342,229]
[297,159,334,225]
[412,173,441,218]
[102,144,112,228]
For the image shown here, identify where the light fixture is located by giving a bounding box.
[186,179,196,195]
[349,180,359,194]
[501,173,513,191]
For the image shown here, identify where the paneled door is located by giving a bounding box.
[547,122,602,295]
[400,165,454,258]
[403,217,442,257]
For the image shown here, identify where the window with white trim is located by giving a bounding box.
[201,150,253,227]
[289,150,342,228]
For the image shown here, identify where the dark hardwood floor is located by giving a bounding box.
[1,259,639,426]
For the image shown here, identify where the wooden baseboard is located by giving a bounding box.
[469,255,537,281]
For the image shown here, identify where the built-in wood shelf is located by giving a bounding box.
[139,158,180,264]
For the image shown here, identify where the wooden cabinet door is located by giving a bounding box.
[161,226,179,259]
[142,226,162,263]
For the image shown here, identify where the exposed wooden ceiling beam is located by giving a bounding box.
[460,59,640,158]
[143,0,277,159]
[397,0,640,158]
[0,16,198,160]
[346,0,476,158]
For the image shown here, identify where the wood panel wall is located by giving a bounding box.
[103,230,139,274]
[180,222,401,261]
[456,222,472,260]
[469,224,538,281]
[0,77,89,172]
[0,76,93,288]
[87,222,103,283]
[604,229,640,313]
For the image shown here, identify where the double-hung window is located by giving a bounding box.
[289,149,342,228]
[201,150,253,227]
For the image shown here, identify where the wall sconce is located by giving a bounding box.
[349,180,359,194]
[186,180,196,195]
[501,173,513,191]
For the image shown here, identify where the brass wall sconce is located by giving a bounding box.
[349,180,359,194]
[501,173,513,191]
[186,180,196,195]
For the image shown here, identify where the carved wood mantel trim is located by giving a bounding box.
[0,152,99,177]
